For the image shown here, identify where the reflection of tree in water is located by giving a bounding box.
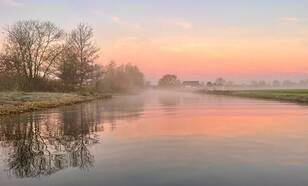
[0,104,100,178]
[58,104,98,170]
[159,95,180,107]
[0,98,145,179]
[159,94,180,114]
[1,115,54,177]
[99,95,145,130]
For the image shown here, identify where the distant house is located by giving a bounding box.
[182,81,202,88]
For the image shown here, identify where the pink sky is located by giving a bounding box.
[1,0,308,82]
[100,29,308,82]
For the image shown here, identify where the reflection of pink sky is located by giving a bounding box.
[103,109,308,140]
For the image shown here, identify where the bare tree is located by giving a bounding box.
[0,20,64,90]
[66,23,99,88]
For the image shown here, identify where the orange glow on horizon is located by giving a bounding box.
[98,34,308,81]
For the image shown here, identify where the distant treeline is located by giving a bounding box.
[157,74,308,90]
[0,20,144,93]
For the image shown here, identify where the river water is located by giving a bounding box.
[1,90,308,186]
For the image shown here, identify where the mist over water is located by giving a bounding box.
[1,90,308,186]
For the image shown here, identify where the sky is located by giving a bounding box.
[0,0,308,83]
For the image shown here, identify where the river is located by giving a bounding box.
[1,90,308,186]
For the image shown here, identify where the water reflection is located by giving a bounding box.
[0,109,94,177]
[159,94,180,107]
[101,95,145,120]
[0,99,144,178]
[2,92,308,186]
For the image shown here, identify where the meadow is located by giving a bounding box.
[203,89,308,104]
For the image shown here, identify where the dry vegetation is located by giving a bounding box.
[0,92,111,115]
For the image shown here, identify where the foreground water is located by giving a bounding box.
[1,90,308,186]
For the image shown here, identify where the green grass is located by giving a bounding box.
[0,92,111,115]
[202,89,308,104]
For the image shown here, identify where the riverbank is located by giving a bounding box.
[199,89,308,104]
[0,92,112,115]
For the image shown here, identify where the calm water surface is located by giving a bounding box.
[1,90,308,186]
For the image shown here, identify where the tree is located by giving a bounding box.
[214,77,226,86]
[206,81,213,87]
[91,64,104,91]
[124,64,145,89]
[0,20,146,93]
[66,23,99,88]
[0,20,64,90]
[158,74,181,88]
[282,80,296,87]
[272,80,281,87]
[97,62,144,93]
[258,80,267,87]
[57,46,79,90]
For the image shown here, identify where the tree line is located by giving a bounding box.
[157,74,228,88]
[0,20,144,93]
[158,74,308,90]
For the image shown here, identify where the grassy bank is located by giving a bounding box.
[200,89,308,104]
[0,92,112,115]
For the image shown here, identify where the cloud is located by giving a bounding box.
[281,17,299,23]
[91,11,144,32]
[0,0,23,7]
[111,15,143,31]
[160,18,193,30]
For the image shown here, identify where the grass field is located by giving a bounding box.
[0,92,111,115]
[202,89,308,104]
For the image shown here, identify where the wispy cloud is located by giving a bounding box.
[160,18,193,30]
[91,10,144,32]
[281,17,299,23]
[0,0,23,7]
[110,15,143,31]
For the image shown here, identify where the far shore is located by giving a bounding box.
[0,92,112,115]
[198,89,308,104]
